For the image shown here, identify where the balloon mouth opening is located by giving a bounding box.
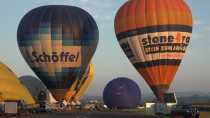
[50,89,69,102]
[151,85,169,102]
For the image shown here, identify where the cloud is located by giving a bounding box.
[192,19,210,40]
[203,26,210,32]
[60,0,125,22]
[194,19,202,26]
[193,19,210,30]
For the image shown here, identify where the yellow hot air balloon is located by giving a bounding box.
[65,63,94,102]
[0,62,35,105]
[72,63,94,101]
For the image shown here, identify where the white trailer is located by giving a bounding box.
[0,100,20,115]
[145,93,177,115]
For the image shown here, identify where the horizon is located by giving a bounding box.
[0,0,210,97]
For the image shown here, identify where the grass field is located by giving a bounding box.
[160,112,210,118]
[200,112,210,118]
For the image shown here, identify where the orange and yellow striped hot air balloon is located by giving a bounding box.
[115,0,193,102]
[65,63,94,103]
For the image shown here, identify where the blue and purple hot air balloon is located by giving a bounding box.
[103,77,142,109]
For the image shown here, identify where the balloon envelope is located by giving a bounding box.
[65,63,94,102]
[115,0,193,101]
[0,62,35,105]
[103,77,141,109]
[19,75,57,103]
[17,5,99,101]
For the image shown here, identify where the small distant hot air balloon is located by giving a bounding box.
[17,5,99,101]
[103,77,141,109]
[19,75,57,103]
[65,63,94,103]
[115,0,193,102]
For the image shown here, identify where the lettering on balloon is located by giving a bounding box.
[144,44,188,54]
[141,33,190,55]
[31,51,80,63]
[120,42,134,58]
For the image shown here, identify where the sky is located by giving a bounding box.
[0,0,210,97]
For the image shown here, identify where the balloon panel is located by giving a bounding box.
[115,0,192,33]
[117,31,191,86]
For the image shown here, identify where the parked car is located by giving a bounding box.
[171,105,200,118]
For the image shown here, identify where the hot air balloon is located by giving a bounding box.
[103,77,141,109]
[65,63,94,103]
[17,5,99,101]
[115,0,193,102]
[0,62,35,105]
[19,75,57,104]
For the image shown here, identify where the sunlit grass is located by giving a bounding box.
[200,112,210,118]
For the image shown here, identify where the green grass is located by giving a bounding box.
[109,108,157,117]
[112,109,210,118]
[158,112,210,118]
